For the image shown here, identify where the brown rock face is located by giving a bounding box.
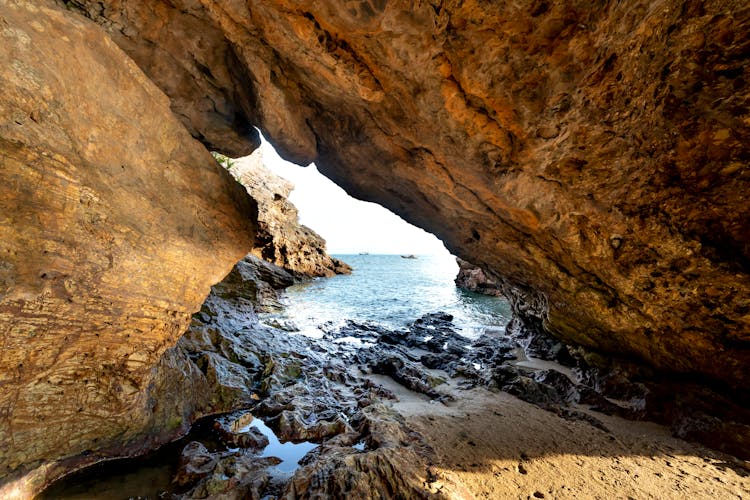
[455,258,503,297]
[0,1,255,494]
[68,0,748,389]
[227,151,352,278]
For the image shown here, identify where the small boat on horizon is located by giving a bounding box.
[400,254,417,259]
[359,252,370,255]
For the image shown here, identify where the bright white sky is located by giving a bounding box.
[256,136,449,255]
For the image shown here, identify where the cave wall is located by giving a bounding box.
[0,1,255,494]
[70,0,749,387]
[1,0,749,494]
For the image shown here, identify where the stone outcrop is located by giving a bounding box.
[62,0,749,391]
[0,1,256,496]
[227,150,351,278]
[454,258,503,296]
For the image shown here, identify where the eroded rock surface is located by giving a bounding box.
[65,0,750,390]
[0,1,256,494]
[228,150,351,278]
[455,258,503,296]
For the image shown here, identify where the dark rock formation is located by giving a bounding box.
[454,258,503,296]
[228,150,351,278]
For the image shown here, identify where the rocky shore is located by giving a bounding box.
[40,257,750,499]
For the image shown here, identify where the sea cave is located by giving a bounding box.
[0,0,749,498]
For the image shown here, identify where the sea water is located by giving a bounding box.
[267,253,512,338]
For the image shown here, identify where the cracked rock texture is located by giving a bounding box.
[68,0,749,389]
[0,1,255,495]
[228,150,352,278]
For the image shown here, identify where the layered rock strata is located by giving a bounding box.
[0,1,256,495]
[227,150,351,278]
[64,0,750,390]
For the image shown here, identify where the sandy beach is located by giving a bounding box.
[386,379,750,499]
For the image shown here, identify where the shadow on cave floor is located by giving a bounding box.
[385,377,750,499]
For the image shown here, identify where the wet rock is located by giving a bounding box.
[207,255,294,314]
[366,353,449,401]
[264,318,300,332]
[377,312,471,359]
[575,386,633,417]
[325,320,388,343]
[214,413,269,451]
[173,442,217,487]
[672,414,750,461]
[555,409,610,434]
[178,454,279,500]
[273,410,352,442]
[285,404,436,499]
[507,316,574,365]
[492,364,524,386]
[659,386,750,460]
[532,370,578,403]
[419,353,449,370]
[502,375,564,408]
[471,331,519,366]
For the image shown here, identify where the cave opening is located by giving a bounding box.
[234,135,514,340]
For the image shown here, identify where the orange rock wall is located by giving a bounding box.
[0,1,255,493]
[1,0,749,494]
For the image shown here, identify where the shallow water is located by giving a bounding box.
[265,254,511,338]
[39,413,315,499]
[38,442,180,500]
[239,416,317,474]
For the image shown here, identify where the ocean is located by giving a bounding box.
[264,253,512,338]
